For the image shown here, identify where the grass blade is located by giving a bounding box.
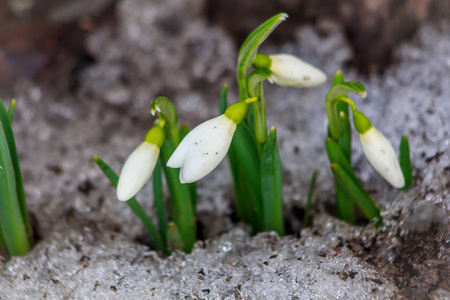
[399,135,413,189]
[93,156,166,254]
[0,99,31,241]
[331,163,381,226]
[260,127,285,235]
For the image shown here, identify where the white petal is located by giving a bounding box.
[116,142,159,201]
[269,54,327,88]
[167,115,227,168]
[180,115,236,183]
[360,127,405,189]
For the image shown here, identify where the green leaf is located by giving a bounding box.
[332,71,345,87]
[93,156,167,254]
[337,103,352,162]
[229,122,263,231]
[399,135,413,189]
[0,122,30,256]
[260,128,285,235]
[335,181,355,224]
[7,99,16,123]
[151,97,179,145]
[303,171,317,227]
[331,163,381,226]
[166,222,184,253]
[237,13,288,101]
[0,99,31,244]
[247,68,272,143]
[159,141,196,253]
[178,125,197,213]
[325,74,366,139]
[152,159,167,249]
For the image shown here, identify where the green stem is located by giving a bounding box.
[152,160,168,251]
[93,157,166,254]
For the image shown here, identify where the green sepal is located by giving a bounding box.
[166,222,184,253]
[247,68,272,143]
[332,70,345,87]
[330,163,382,226]
[399,135,413,189]
[237,13,288,101]
[152,159,167,248]
[93,156,167,254]
[150,97,179,145]
[303,171,317,227]
[260,128,285,236]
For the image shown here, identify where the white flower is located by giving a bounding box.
[360,127,405,189]
[268,54,327,88]
[116,141,160,201]
[167,114,236,183]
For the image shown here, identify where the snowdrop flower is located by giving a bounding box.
[167,98,256,183]
[253,53,327,88]
[353,110,405,189]
[116,125,165,201]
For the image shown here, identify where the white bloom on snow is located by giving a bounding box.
[360,127,405,189]
[268,54,327,88]
[167,114,236,184]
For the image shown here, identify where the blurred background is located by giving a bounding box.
[1,0,449,89]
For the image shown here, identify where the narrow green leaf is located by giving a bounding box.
[166,222,184,253]
[152,159,167,248]
[237,13,288,101]
[7,99,16,123]
[325,138,365,191]
[399,135,413,189]
[159,141,196,253]
[0,226,9,257]
[337,103,351,162]
[93,157,167,254]
[332,71,345,87]
[247,68,272,143]
[260,128,285,235]
[229,122,263,231]
[0,99,30,241]
[335,181,355,224]
[303,172,317,227]
[331,163,381,226]
[178,125,197,213]
[0,124,30,256]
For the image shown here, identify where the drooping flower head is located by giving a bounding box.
[167,98,256,183]
[353,110,405,189]
[116,125,165,201]
[253,53,327,88]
